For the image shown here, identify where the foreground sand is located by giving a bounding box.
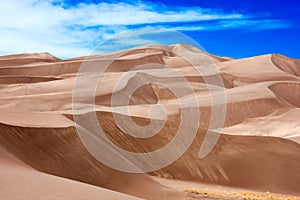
[0,44,299,199]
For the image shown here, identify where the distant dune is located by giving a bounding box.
[0,44,299,200]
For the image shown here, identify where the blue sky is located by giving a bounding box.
[0,0,299,59]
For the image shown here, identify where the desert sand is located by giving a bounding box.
[0,44,299,199]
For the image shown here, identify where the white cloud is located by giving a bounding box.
[0,0,243,28]
[160,19,292,32]
[217,19,292,30]
[0,0,291,58]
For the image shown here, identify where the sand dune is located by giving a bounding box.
[0,146,142,200]
[0,44,300,199]
[0,52,60,67]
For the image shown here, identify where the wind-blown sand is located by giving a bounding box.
[0,44,299,199]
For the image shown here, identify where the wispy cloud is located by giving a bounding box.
[0,0,293,58]
[160,19,293,32]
